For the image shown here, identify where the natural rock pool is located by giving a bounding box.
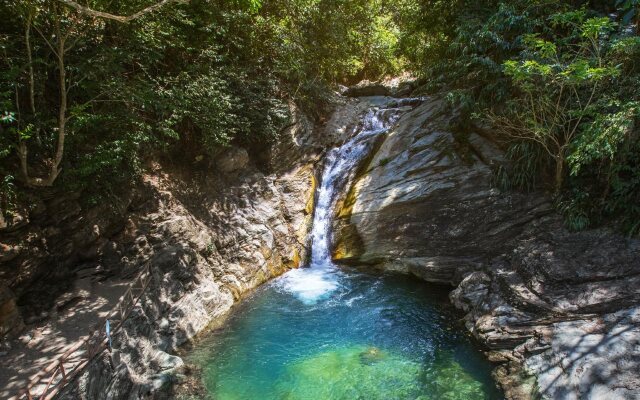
[184,267,502,399]
[183,100,501,399]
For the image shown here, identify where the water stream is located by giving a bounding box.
[184,101,502,399]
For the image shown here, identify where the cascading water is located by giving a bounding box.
[310,107,400,264]
[184,99,502,400]
[280,106,405,304]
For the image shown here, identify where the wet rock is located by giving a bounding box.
[152,351,184,371]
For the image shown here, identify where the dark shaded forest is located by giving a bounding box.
[1,0,639,234]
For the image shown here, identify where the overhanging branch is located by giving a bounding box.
[58,0,187,23]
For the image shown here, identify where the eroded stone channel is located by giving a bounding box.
[181,101,502,399]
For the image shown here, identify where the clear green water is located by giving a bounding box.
[185,269,502,400]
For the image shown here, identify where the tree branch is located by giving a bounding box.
[58,0,187,23]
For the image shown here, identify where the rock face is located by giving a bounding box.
[343,81,391,97]
[59,164,316,399]
[333,98,550,281]
[0,97,332,398]
[333,97,640,399]
[0,284,23,338]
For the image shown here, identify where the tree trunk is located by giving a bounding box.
[18,142,30,183]
[554,155,564,194]
[18,11,35,184]
[46,13,67,186]
[16,6,68,187]
[25,12,36,117]
[25,11,41,144]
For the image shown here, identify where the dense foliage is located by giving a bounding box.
[0,0,404,206]
[1,0,638,234]
[403,0,640,235]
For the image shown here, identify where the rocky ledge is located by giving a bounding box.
[0,96,372,399]
[332,96,640,399]
[59,161,316,398]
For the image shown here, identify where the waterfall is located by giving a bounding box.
[279,101,415,304]
[309,108,399,265]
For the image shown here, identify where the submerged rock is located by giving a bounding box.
[359,346,384,365]
[276,345,423,399]
[273,345,490,400]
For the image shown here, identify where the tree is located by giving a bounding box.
[9,0,187,187]
[488,14,619,192]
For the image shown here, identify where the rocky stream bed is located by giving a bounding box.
[1,91,639,400]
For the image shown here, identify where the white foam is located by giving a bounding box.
[278,268,340,305]
[345,294,364,307]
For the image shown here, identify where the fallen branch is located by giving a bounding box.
[58,0,187,23]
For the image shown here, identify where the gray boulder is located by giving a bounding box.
[343,81,391,97]
[215,147,249,173]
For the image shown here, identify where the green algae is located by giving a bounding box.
[273,346,490,400]
[276,345,423,400]
[424,351,489,400]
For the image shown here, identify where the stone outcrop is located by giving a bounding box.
[332,96,640,399]
[58,163,316,399]
[343,81,391,97]
[215,146,250,173]
[0,284,23,338]
[342,77,418,98]
[0,96,333,398]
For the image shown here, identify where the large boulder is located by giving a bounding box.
[343,81,391,97]
[215,146,250,173]
[332,98,550,283]
[332,96,640,399]
[0,283,24,338]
